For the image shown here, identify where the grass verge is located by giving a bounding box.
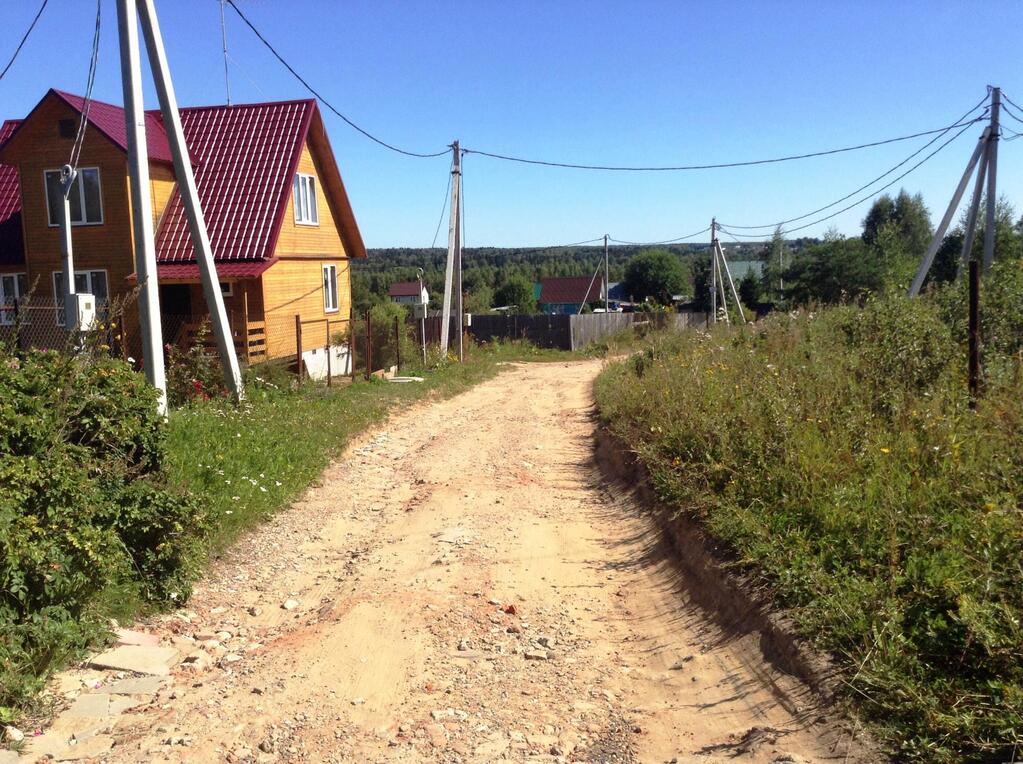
[593,293,1023,763]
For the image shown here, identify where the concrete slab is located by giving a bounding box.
[95,676,168,695]
[114,629,161,648]
[87,645,179,676]
[54,734,114,761]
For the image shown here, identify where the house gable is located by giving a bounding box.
[0,120,24,268]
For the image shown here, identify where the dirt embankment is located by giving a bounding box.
[19,360,876,764]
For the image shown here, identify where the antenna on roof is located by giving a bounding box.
[220,0,232,105]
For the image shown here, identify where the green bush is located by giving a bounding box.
[0,347,206,714]
[595,293,1023,762]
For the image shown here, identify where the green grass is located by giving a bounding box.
[594,294,1023,763]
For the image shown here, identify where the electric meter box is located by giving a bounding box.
[412,303,428,320]
[66,293,97,331]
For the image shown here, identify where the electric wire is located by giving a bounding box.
[224,0,449,158]
[1002,91,1023,114]
[721,99,990,229]
[431,157,454,249]
[609,227,711,246]
[717,118,979,238]
[460,113,987,172]
[0,0,48,83]
[1000,100,1023,126]
[68,0,102,172]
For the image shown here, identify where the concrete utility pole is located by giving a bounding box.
[117,0,167,413]
[603,234,609,312]
[138,0,243,401]
[440,141,461,355]
[717,239,747,324]
[709,219,717,323]
[982,87,1000,272]
[57,165,77,328]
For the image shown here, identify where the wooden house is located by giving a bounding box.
[0,89,366,362]
[388,280,428,306]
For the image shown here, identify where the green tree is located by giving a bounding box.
[691,255,711,312]
[738,271,760,308]
[784,235,881,305]
[930,196,1023,286]
[494,276,536,314]
[862,189,932,257]
[623,249,688,305]
[464,285,494,314]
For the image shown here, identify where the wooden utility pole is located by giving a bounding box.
[440,141,461,355]
[603,234,610,312]
[349,302,356,382]
[365,308,372,380]
[294,314,303,384]
[982,87,1000,272]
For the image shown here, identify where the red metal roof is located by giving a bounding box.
[388,281,424,297]
[539,276,604,305]
[0,120,24,266]
[155,100,315,263]
[53,90,174,164]
[126,258,278,283]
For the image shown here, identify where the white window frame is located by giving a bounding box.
[53,269,108,326]
[293,173,319,226]
[0,272,27,326]
[44,167,104,227]
[322,263,338,313]
[220,281,233,297]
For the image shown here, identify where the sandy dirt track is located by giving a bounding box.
[26,360,871,763]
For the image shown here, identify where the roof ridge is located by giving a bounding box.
[146,98,316,117]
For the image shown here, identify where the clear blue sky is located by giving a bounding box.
[3,0,1021,248]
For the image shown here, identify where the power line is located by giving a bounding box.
[0,0,49,82]
[460,113,987,172]
[609,227,711,246]
[721,97,990,229]
[430,158,453,249]
[68,0,102,172]
[224,0,449,159]
[718,118,979,238]
[1002,91,1023,114]
[1000,100,1023,126]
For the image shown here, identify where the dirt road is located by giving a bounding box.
[26,360,868,763]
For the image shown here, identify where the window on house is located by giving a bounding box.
[293,173,318,225]
[45,167,103,226]
[53,269,108,326]
[0,273,28,326]
[220,281,233,297]
[322,264,338,313]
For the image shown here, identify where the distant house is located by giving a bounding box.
[538,276,605,314]
[0,88,366,362]
[388,280,428,306]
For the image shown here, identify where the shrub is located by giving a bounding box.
[0,346,207,713]
[595,293,1023,762]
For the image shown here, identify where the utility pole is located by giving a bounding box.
[138,0,244,401]
[982,87,1000,272]
[219,0,231,106]
[439,141,460,355]
[57,165,77,329]
[709,219,717,324]
[456,148,464,363]
[118,0,167,413]
[717,238,747,324]
[603,234,609,312]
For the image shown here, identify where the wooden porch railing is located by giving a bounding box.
[176,320,267,364]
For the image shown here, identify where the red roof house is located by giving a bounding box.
[538,276,605,314]
[388,280,428,305]
[0,88,366,361]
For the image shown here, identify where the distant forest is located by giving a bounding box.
[353,239,819,312]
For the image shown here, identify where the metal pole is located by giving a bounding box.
[138,0,244,402]
[365,308,372,380]
[325,318,332,387]
[349,302,356,381]
[58,166,77,330]
[394,314,401,371]
[294,313,303,384]
[958,142,989,278]
[710,219,718,323]
[982,88,1000,272]
[968,259,980,406]
[242,289,250,363]
[219,0,231,106]
[907,129,988,297]
[603,234,609,312]
[117,0,167,414]
[439,141,459,352]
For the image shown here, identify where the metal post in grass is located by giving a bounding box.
[295,313,303,385]
[325,318,332,388]
[968,259,981,407]
[349,304,356,382]
[365,308,372,381]
[394,315,401,371]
